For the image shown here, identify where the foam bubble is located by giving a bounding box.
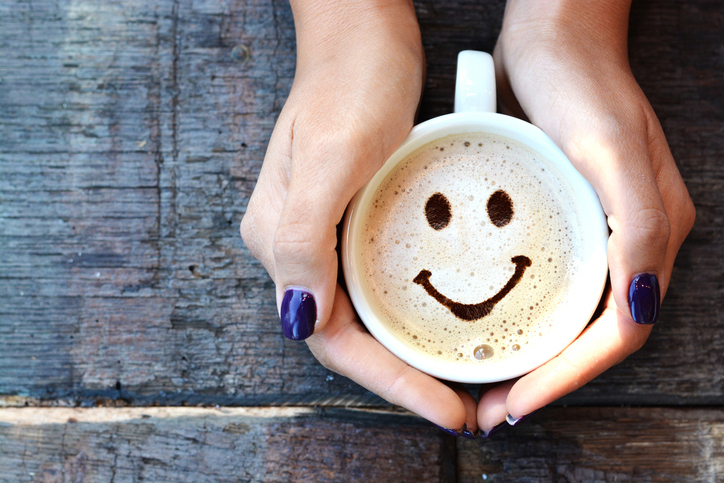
[360,133,583,365]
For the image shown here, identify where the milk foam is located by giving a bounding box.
[360,133,583,365]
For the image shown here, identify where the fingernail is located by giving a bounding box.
[435,423,466,437]
[461,427,480,440]
[506,410,538,427]
[506,414,523,426]
[628,273,660,325]
[480,421,506,439]
[280,288,317,340]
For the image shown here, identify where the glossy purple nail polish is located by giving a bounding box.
[435,423,466,437]
[280,288,317,340]
[461,427,480,439]
[506,409,539,427]
[628,273,660,325]
[480,421,506,439]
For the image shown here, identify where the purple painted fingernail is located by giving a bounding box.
[480,421,506,439]
[280,288,317,340]
[506,414,523,426]
[435,423,466,437]
[628,273,660,325]
[461,427,480,439]
[506,410,539,427]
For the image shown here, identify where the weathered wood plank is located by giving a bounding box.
[0,407,455,482]
[0,407,721,482]
[0,0,723,406]
[456,407,724,482]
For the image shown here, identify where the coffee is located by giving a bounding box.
[359,132,583,365]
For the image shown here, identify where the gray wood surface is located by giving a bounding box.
[0,407,454,482]
[0,406,721,482]
[456,407,724,482]
[1,0,723,480]
[1,0,722,408]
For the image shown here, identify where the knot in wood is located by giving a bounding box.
[231,44,250,63]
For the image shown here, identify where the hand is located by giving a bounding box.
[472,0,696,432]
[241,1,479,431]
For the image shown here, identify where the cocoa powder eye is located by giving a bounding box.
[425,192,452,230]
[487,189,513,227]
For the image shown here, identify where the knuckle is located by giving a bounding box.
[682,198,697,235]
[623,318,651,355]
[629,332,649,354]
[384,366,413,404]
[315,354,333,372]
[272,219,316,261]
[239,211,263,256]
[555,350,586,390]
[306,330,348,375]
[308,343,335,372]
[627,207,671,249]
[239,212,253,243]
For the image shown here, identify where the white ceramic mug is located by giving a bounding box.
[341,51,608,383]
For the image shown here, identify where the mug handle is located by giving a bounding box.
[454,50,497,114]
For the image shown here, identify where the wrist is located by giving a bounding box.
[290,0,416,23]
[290,0,418,42]
[291,0,421,67]
[502,0,631,42]
[499,0,632,67]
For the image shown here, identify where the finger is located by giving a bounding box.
[505,291,650,419]
[307,286,468,430]
[639,112,696,292]
[271,58,423,340]
[271,115,391,340]
[449,384,479,434]
[560,100,671,326]
[501,53,675,326]
[477,379,516,433]
[503,115,695,420]
[240,111,295,274]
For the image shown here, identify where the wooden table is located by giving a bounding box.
[1,0,722,481]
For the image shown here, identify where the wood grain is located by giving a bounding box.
[0,407,454,482]
[0,0,722,407]
[0,407,721,482]
[456,407,724,482]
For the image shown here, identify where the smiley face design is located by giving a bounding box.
[413,189,532,321]
[360,132,579,362]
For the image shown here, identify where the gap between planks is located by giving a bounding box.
[0,405,416,425]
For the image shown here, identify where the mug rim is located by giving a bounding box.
[341,111,608,383]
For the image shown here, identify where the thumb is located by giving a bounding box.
[272,129,383,341]
[564,107,669,326]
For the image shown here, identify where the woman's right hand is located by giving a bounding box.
[240,0,478,433]
[474,0,696,433]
